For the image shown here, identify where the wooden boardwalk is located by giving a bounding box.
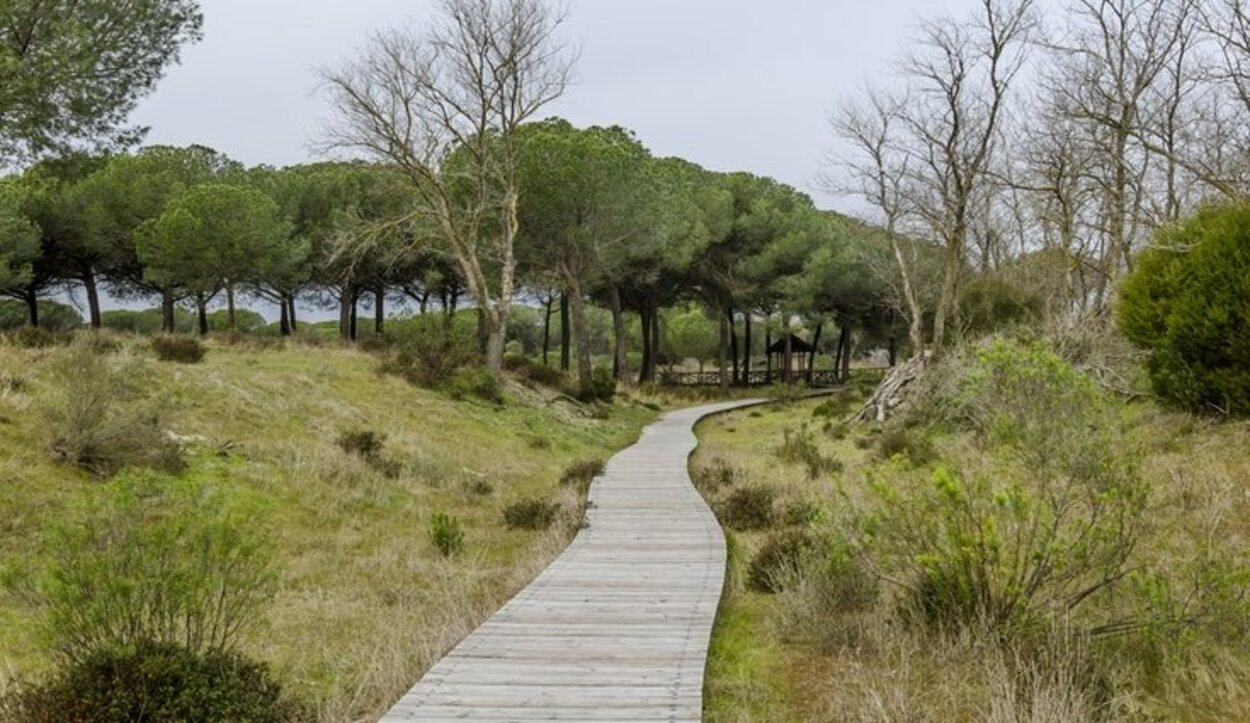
[382,399,761,722]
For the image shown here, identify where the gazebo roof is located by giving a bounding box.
[766,334,816,355]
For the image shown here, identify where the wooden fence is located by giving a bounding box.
[657,368,846,388]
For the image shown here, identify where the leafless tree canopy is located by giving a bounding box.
[831,0,1250,356]
[320,0,574,373]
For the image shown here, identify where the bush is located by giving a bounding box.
[776,424,842,479]
[847,341,1146,633]
[748,530,822,593]
[447,366,503,404]
[783,499,822,527]
[875,427,935,467]
[0,300,82,332]
[42,342,183,476]
[9,473,275,665]
[1,641,300,723]
[718,485,777,531]
[151,335,206,364]
[579,366,616,402]
[958,277,1043,337]
[502,498,560,531]
[384,316,479,388]
[336,428,386,458]
[429,512,464,557]
[1118,202,1250,416]
[505,354,566,389]
[5,325,56,348]
[559,459,605,490]
[692,457,737,492]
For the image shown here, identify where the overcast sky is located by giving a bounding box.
[130,0,981,217]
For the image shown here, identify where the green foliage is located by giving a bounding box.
[504,354,565,388]
[428,512,465,558]
[559,459,605,490]
[580,366,616,402]
[0,641,300,723]
[776,424,842,479]
[846,341,1146,633]
[102,308,195,334]
[1118,202,1250,416]
[448,366,503,404]
[747,530,821,594]
[4,324,57,348]
[384,315,480,389]
[718,486,777,531]
[0,300,81,331]
[0,0,203,160]
[336,428,385,458]
[874,427,935,467]
[782,499,822,527]
[41,341,183,476]
[957,277,1043,337]
[8,472,276,665]
[502,498,561,531]
[151,335,205,364]
[0,178,41,290]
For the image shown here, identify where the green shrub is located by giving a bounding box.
[9,473,275,665]
[447,366,503,404]
[151,335,206,364]
[958,277,1043,337]
[502,498,560,530]
[0,300,82,333]
[336,428,386,458]
[692,458,737,492]
[5,325,56,348]
[0,371,27,394]
[578,366,616,402]
[748,530,821,593]
[1,641,300,723]
[875,427,935,467]
[783,499,822,527]
[42,342,183,476]
[718,485,777,531]
[384,315,479,388]
[559,459,605,490]
[776,424,842,479]
[848,342,1146,633]
[429,512,465,557]
[1118,202,1250,416]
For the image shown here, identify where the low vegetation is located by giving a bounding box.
[696,333,1250,722]
[0,335,656,722]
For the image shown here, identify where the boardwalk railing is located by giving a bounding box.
[658,368,847,388]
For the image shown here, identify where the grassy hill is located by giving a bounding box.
[0,335,656,721]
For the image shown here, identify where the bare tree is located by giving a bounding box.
[829,89,928,360]
[320,0,574,374]
[898,0,1037,352]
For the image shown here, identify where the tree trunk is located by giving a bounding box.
[279,297,290,336]
[476,307,488,356]
[765,320,773,382]
[374,285,385,335]
[650,303,661,376]
[730,307,741,386]
[560,292,571,372]
[808,322,824,381]
[607,284,630,386]
[349,288,359,341]
[24,288,37,327]
[931,229,962,355]
[542,296,553,366]
[838,325,853,382]
[82,268,101,329]
[485,312,507,377]
[338,285,351,339]
[162,289,176,333]
[743,313,752,384]
[639,306,652,383]
[888,334,898,367]
[195,293,208,336]
[564,278,593,391]
[287,295,298,333]
[783,330,792,383]
[718,303,731,389]
[419,291,430,315]
[226,284,237,331]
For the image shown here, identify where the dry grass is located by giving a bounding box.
[0,335,655,722]
[694,393,1250,722]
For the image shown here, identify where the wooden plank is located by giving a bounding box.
[379,399,763,722]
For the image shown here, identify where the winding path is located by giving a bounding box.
[382,399,761,722]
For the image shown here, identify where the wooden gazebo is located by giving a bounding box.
[765,333,816,383]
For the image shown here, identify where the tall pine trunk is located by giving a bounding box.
[563,275,593,392]
[560,292,571,372]
[542,296,553,366]
[287,295,298,333]
[195,293,208,336]
[374,285,385,335]
[279,298,290,336]
[607,284,630,386]
[82,267,101,329]
[226,284,237,331]
[162,289,176,333]
[24,287,37,327]
[743,313,752,383]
